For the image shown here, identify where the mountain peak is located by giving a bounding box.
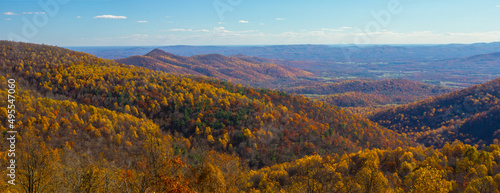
[146,48,171,56]
[145,48,190,62]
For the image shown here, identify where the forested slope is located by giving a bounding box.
[2,41,500,192]
[370,77,500,147]
[0,41,413,192]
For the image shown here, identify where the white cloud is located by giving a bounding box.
[76,16,81,19]
[497,5,500,7]
[337,30,500,45]
[322,27,353,32]
[242,30,499,45]
[211,27,257,36]
[165,28,210,33]
[93,15,127,19]
[275,18,285,21]
[321,28,341,32]
[3,12,18,15]
[137,20,148,23]
[167,28,192,32]
[213,27,232,33]
[5,18,11,21]
[238,20,249,23]
[214,27,226,31]
[22,12,45,15]
[120,34,149,39]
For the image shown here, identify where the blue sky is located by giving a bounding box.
[1,0,500,46]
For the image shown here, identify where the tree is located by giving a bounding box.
[17,130,60,193]
[404,166,453,193]
[354,152,388,193]
[196,163,227,193]
[465,176,498,193]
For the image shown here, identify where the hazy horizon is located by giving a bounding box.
[2,0,500,46]
[63,42,498,49]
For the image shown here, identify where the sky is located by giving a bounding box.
[1,0,500,46]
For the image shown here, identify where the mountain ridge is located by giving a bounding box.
[1,40,411,169]
[370,77,500,146]
[115,48,314,87]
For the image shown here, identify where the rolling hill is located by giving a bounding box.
[312,92,392,108]
[461,52,500,63]
[286,79,455,108]
[5,41,500,192]
[370,77,500,147]
[0,40,411,177]
[115,49,314,87]
[285,78,453,95]
[429,52,500,72]
[116,50,455,109]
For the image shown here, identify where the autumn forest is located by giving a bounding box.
[2,40,500,193]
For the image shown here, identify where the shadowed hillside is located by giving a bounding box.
[370,77,500,147]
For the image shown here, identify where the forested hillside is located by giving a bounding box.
[370,77,500,147]
[286,78,452,96]
[116,49,455,109]
[287,79,454,110]
[313,92,392,108]
[0,41,416,192]
[244,142,500,193]
[4,41,500,192]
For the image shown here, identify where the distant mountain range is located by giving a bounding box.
[431,52,500,70]
[69,46,156,59]
[69,43,500,87]
[157,42,500,63]
[68,42,500,63]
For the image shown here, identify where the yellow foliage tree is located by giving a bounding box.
[404,166,453,193]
